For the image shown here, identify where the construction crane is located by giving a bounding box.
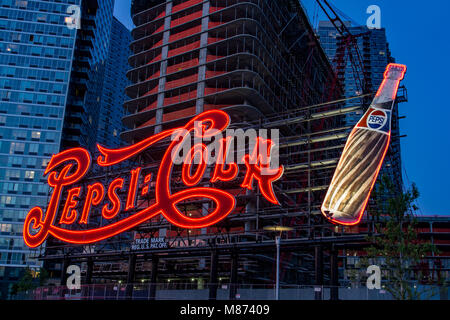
[314,0,370,100]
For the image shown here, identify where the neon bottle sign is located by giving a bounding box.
[23,110,283,248]
[321,63,407,225]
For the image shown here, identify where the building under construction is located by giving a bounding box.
[33,0,420,300]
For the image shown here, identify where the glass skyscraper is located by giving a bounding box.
[0,0,116,299]
[0,0,80,298]
[96,17,131,148]
[60,0,114,152]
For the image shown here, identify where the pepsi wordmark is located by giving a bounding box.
[23,110,283,248]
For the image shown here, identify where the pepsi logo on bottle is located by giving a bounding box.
[357,107,391,134]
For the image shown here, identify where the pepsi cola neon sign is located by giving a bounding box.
[23,110,283,248]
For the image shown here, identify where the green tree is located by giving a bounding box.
[13,268,35,295]
[364,175,441,300]
[10,267,50,298]
[38,268,49,287]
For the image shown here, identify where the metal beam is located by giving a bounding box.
[149,255,159,300]
[126,254,136,298]
[209,250,218,300]
[330,246,339,300]
[314,245,323,300]
[229,251,238,300]
[39,234,370,261]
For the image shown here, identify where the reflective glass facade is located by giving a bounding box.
[96,17,131,148]
[0,0,116,299]
[0,0,80,298]
[60,0,114,152]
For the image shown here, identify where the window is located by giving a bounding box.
[37,14,47,23]
[11,224,22,234]
[10,252,24,264]
[41,158,49,168]
[3,196,15,205]
[5,170,20,180]
[31,131,41,140]
[43,144,57,156]
[15,1,28,9]
[0,239,9,250]
[1,91,11,101]
[22,92,33,103]
[18,197,30,206]
[37,184,48,195]
[24,170,35,180]
[17,104,30,115]
[45,132,57,142]
[12,130,26,140]
[36,94,46,104]
[0,224,12,232]
[26,157,36,168]
[5,44,18,54]
[23,183,32,194]
[6,183,19,193]
[10,142,25,154]
[31,46,41,56]
[28,143,39,155]
[8,157,22,167]
[55,72,65,82]
[11,33,21,42]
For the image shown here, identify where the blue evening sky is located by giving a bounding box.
[113,0,450,216]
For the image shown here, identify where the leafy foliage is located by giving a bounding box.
[10,267,49,297]
[364,175,442,300]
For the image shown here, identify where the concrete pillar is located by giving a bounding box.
[154,1,173,134]
[196,0,211,114]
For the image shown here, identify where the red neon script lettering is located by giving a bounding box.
[23,110,283,247]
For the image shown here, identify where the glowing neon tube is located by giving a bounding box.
[321,63,407,225]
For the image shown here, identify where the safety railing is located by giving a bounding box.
[12,283,449,300]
